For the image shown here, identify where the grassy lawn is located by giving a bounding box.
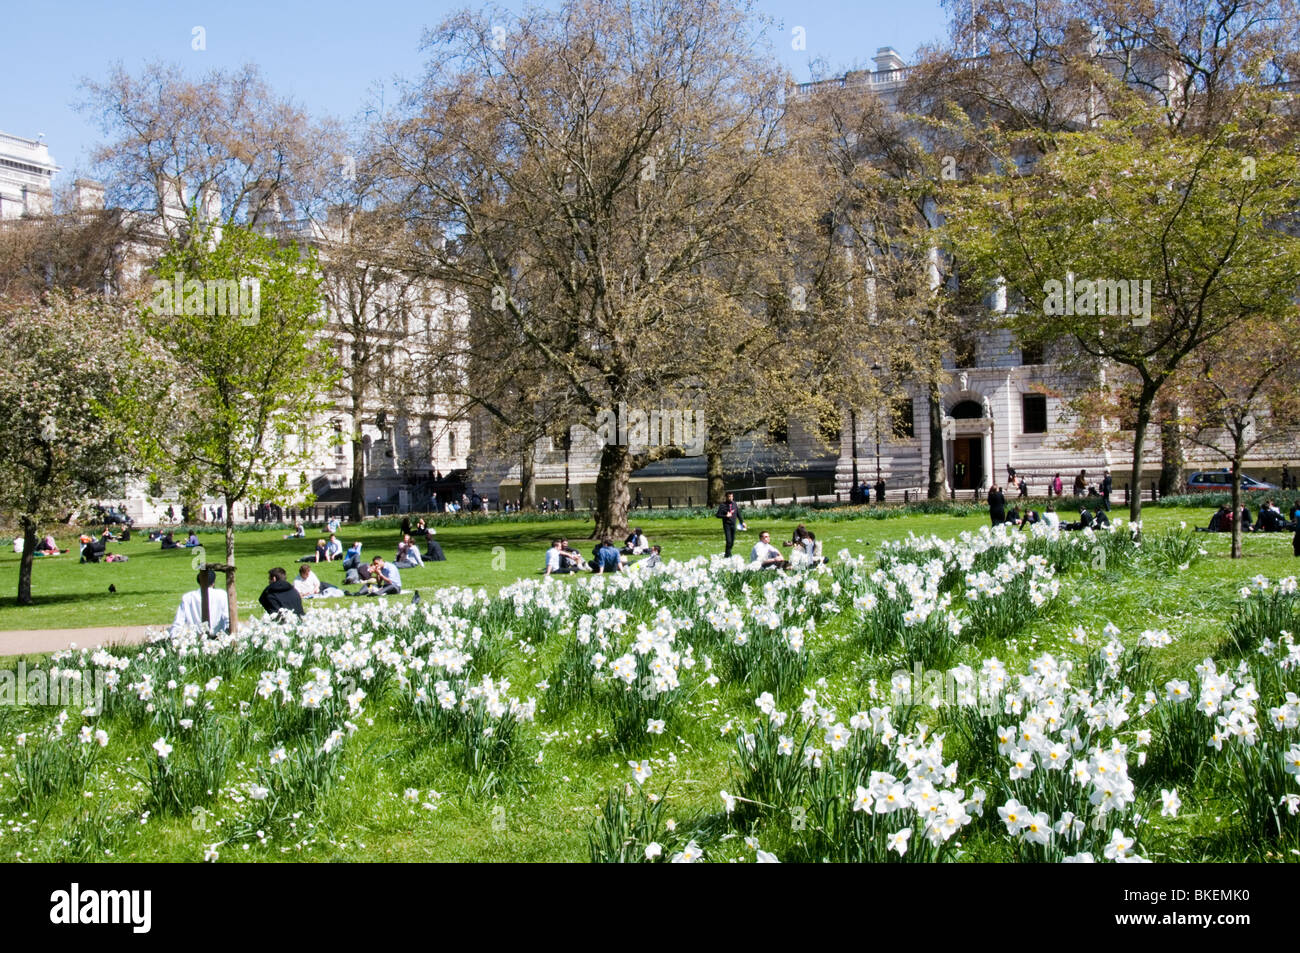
[1,503,1297,863]
[3,504,1293,633]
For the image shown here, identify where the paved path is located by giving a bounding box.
[0,625,156,657]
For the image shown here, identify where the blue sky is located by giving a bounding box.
[5,0,951,183]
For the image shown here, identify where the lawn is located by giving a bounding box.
[3,503,1293,633]
[1,503,1298,863]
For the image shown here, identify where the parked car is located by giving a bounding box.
[93,505,135,526]
[1185,471,1277,493]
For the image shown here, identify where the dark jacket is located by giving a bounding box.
[259,580,305,618]
[716,501,744,524]
[987,489,1006,521]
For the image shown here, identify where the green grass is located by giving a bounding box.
[5,503,1293,632]
[1,505,1297,863]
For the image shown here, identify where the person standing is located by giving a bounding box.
[1101,470,1113,510]
[1052,473,1063,497]
[715,492,746,558]
[988,483,1007,526]
[875,478,886,503]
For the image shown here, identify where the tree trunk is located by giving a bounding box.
[225,496,239,635]
[17,517,38,606]
[1128,387,1156,535]
[592,441,633,539]
[927,383,946,499]
[349,430,367,522]
[1159,397,1184,497]
[520,449,536,510]
[706,441,726,506]
[1231,440,1244,560]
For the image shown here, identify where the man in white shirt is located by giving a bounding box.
[750,531,788,570]
[1042,506,1061,528]
[294,565,322,598]
[171,571,230,634]
[544,539,566,574]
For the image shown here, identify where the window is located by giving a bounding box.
[767,418,789,445]
[1020,340,1044,365]
[953,334,977,369]
[1022,394,1047,434]
[447,431,457,459]
[892,397,915,438]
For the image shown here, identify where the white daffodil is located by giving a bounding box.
[887,827,912,856]
[629,760,652,785]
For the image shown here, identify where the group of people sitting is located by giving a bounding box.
[1201,501,1299,534]
[78,530,130,563]
[747,525,825,570]
[544,533,663,574]
[993,503,1110,531]
[151,529,200,549]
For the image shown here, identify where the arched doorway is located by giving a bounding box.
[949,400,985,489]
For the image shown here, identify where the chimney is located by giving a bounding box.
[21,184,53,216]
[198,183,222,223]
[155,173,187,223]
[73,178,105,212]
[873,47,906,74]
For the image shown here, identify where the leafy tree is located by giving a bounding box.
[0,294,149,605]
[382,0,817,537]
[1175,316,1300,557]
[948,100,1300,528]
[138,218,340,631]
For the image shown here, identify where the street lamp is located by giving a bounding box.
[849,408,860,487]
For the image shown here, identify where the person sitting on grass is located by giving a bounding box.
[355,556,401,596]
[171,570,230,635]
[750,530,789,570]
[593,539,623,574]
[395,534,424,569]
[294,563,344,599]
[558,538,589,572]
[259,567,305,619]
[35,534,65,555]
[544,539,569,575]
[283,519,305,540]
[80,534,106,563]
[324,534,343,560]
[1256,500,1286,532]
[344,559,372,587]
[622,527,650,555]
[640,545,663,570]
[424,528,446,562]
[183,530,200,547]
[342,540,363,570]
[297,538,329,563]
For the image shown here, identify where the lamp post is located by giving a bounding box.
[849,409,860,487]
[875,413,882,484]
[563,427,572,510]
